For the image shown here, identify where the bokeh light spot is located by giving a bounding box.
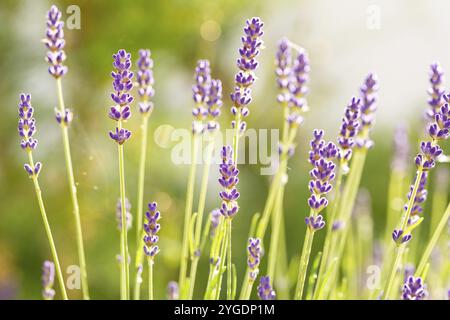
[200,20,221,42]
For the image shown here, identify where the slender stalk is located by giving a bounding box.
[148,258,154,300]
[136,115,149,248]
[118,142,130,299]
[55,78,89,299]
[226,218,233,300]
[178,134,199,297]
[214,223,229,299]
[27,151,68,300]
[187,139,215,299]
[382,246,403,299]
[416,201,450,277]
[294,210,315,300]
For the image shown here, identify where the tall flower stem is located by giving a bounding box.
[294,210,315,300]
[56,78,89,299]
[27,151,68,300]
[118,141,130,299]
[187,139,215,299]
[415,201,450,277]
[179,134,199,296]
[136,115,149,248]
[382,170,424,300]
[313,165,343,299]
[226,218,233,300]
[148,258,154,300]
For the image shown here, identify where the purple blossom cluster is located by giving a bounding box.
[402,276,427,300]
[42,260,55,300]
[391,123,410,172]
[288,48,310,111]
[209,209,221,238]
[116,198,132,231]
[275,38,292,103]
[218,146,240,218]
[415,98,450,171]
[405,172,428,224]
[357,73,378,149]
[257,276,276,300]
[109,49,134,144]
[338,97,361,162]
[426,63,445,120]
[43,5,67,78]
[167,281,179,300]
[230,18,264,134]
[306,130,337,231]
[247,238,261,281]
[18,94,42,177]
[191,60,222,133]
[143,202,161,258]
[136,49,155,114]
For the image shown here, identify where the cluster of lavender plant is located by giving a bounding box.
[15,5,449,300]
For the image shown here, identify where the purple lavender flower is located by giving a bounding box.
[257,276,276,300]
[402,276,427,300]
[109,49,134,144]
[308,129,325,166]
[143,202,161,258]
[167,281,179,300]
[391,123,410,172]
[55,109,73,126]
[43,5,68,78]
[209,209,221,237]
[42,260,55,300]
[230,17,264,133]
[357,73,378,149]
[404,172,428,224]
[426,63,445,120]
[206,79,223,132]
[116,198,132,231]
[247,238,261,281]
[305,215,326,231]
[392,229,412,244]
[18,94,42,177]
[275,38,292,104]
[288,48,310,111]
[307,132,337,215]
[218,146,240,218]
[338,97,361,162]
[192,60,211,133]
[136,49,155,114]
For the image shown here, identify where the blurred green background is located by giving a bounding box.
[0,0,449,299]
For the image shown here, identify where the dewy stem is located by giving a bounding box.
[187,139,215,299]
[178,134,199,296]
[118,142,130,299]
[55,78,89,299]
[295,215,315,300]
[415,201,450,277]
[27,151,68,300]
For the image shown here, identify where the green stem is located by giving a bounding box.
[187,140,215,299]
[178,134,199,297]
[294,213,315,300]
[401,170,424,232]
[226,218,232,300]
[382,245,403,300]
[118,142,130,299]
[28,151,68,300]
[148,258,154,300]
[415,201,450,277]
[56,78,89,299]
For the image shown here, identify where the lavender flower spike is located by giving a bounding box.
[426,63,445,120]
[357,73,378,149]
[143,202,161,258]
[402,276,427,300]
[338,97,361,163]
[404,172,428,225]
[392,229,412,244]
[43,5,68,78]
[109,49,134,144]
[247,238,261,281]
[257,276,276,300]
[136,49,155,114]
[209,209,221,237]
[116,198,132,231]
[275,38,292,104]
[288,47,310,111]
[206,78,223,132]
[18,94,42,177]
[230,17,264,134]
[167,281,179,300]
[391,123,410,172]
[42,260,55,300]
[218,146,240,218]
[192,60,211,134]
